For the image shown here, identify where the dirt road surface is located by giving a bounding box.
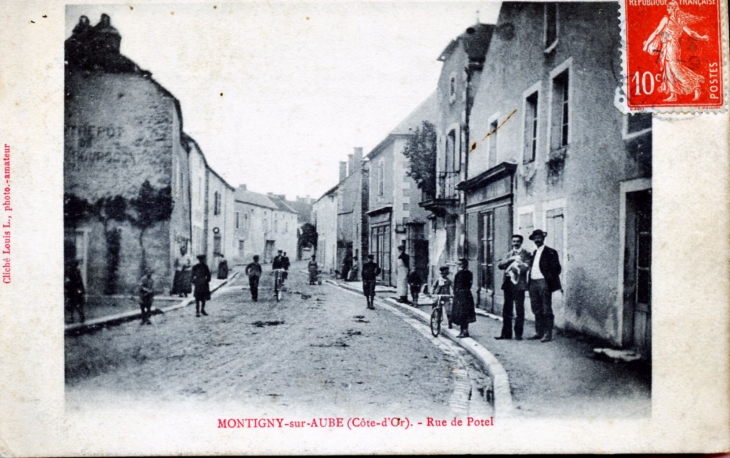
[65,265,492,419]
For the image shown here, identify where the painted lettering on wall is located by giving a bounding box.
[66,124,124,148]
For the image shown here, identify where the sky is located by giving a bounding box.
[66,2,501,200]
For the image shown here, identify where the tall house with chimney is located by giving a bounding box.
[64,14,191,295]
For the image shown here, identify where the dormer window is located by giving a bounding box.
[544,3,558,53]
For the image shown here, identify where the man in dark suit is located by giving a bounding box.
[495,234,532,340]
[527,229,562,342]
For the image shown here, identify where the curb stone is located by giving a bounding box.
[327,279,515,419]
[64,272,239,335]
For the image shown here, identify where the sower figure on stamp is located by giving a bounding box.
[527,230,562,342]
[495,234,532,340]
[64,259,86,324]
[139,267,154,326]
[452,258,477,338]
[191,254,212,317]
[642,0,709,102]
[245,255,262,302]
[361,254,381,310]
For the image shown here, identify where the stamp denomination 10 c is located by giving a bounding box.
[622,0,726,111]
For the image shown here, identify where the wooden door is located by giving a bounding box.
[623,189,652,356]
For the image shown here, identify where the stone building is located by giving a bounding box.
[420,23,495,287]
[364,95,436,286]
[312,185,339,273]
[463,2,652,353]
[64,14,191,295]
[206,169,236,275]
[233,186,297,265]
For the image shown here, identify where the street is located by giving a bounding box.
[65,263,493,418]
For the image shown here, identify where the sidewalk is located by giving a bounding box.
[328,278,651,419]
[65,272,239,335]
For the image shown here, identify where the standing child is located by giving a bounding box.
[407,268,423,306]
[361,254,381,310]
[139,267,154,325]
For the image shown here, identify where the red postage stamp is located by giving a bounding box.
[623,0,726,111]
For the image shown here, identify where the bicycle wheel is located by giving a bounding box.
[430,306,442,337]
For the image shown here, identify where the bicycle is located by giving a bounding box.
[429,293,453,337]
[273,268,286,301]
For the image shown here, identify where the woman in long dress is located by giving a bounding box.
[643,0,709,102]
[452,258,476,338]
[396,245,410,304]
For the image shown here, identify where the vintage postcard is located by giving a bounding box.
[0,0,728,455]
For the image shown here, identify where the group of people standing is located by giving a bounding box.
[356,228,562,342]
[496,229,562,343]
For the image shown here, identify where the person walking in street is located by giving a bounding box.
[245,255,263,301]
[527,229,562,342]
[308,255,319,285]
[139,267,154,325]
[432,265,453,329]
[361,254,381,310]
[217,254,229,280]
[64,259,86,324]
[452,258,477,338]
[407,265,423,306]
[495,234,532,340]
[272,250,286,288]
[396,245,410,304]
[341,248,353,282]
[172,245,192,298]
[191,254,212,317]
[282,251,291,281]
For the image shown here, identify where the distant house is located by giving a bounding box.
[364,94,436,286]
[313,184,339,274]
[234,186,296,265]
[206,169,236,275]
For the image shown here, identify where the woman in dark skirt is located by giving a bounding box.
[452,258,477,338]
[191,254,212,317]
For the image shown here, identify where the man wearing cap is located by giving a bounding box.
[245,255,263,302]
[191,254,212,317]
[527,229,562,342]
[495,234,532,340]
[361,254,381,309]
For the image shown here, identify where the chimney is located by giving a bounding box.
[354,147,363,167]
[339,161,347,182]
[347,153,354,177]
[239,184,247,191]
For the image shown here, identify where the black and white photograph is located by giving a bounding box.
[1,0,729,455]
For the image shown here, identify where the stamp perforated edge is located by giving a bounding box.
[615,0,729,114]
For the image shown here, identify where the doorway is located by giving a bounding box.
[622,188,652,357]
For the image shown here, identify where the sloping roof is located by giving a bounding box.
[365,91,437,160]
[235,188,278,210]
[268,195,298,214]
[286,200,313,224]
[437,23,494,62]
